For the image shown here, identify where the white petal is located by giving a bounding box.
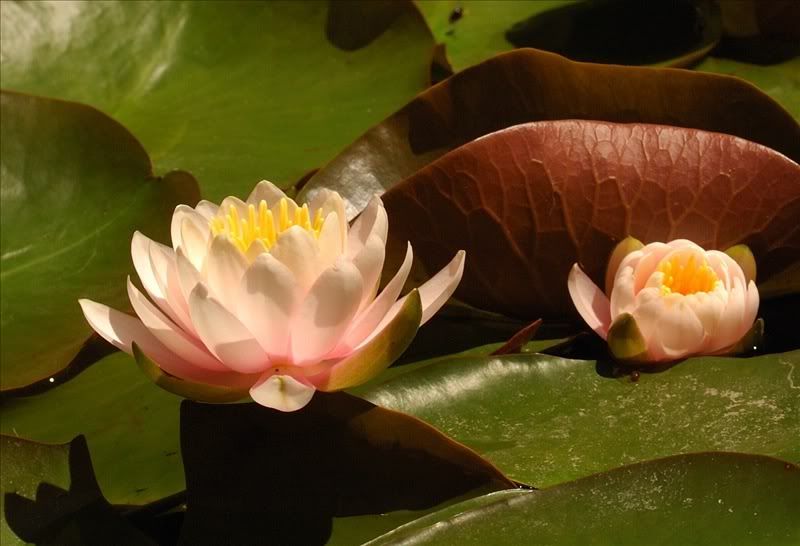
[683,289,725,349]
[416,250,466,325]
[270,225,321,294]
[189,284,270,374]
[317,211,345,270]
[707,277,750,352]
[247,180,288,205]
[127,278,228,371]
[194,200,219,220]
[290,259,363,366]
[180,217,210,270]
[176,248,201,307]
[347,196,387,258]
[633,294,705,360]
[131,232,165,302]
[249,371,315,412]
[351,234,386,311]
[170,205,208,252]
[237,253,297,358]
[632,242,671,293]
[609,265,637,318]
[204,234,248,312]
[334,243,413,354]
[218,196,249,219]
[308,189,348,252]
[568,263,612,339]
[147,238,195,334]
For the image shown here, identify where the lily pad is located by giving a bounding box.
[368,453,800,545]
[694,56,800,120]
[0,0,434,201]
[382,120,800,318]
[0,352,184,505]
[300,48,800,218]
[356,350,800,488]
[0,91,199,390]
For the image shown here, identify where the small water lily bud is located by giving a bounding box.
[568,239,760,363]
[80,181,465,411]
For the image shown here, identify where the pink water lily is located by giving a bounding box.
[80,181,464,411]
[568,238,759,363]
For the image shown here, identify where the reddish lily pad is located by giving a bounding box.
[381,120,800,319]
[299,48,800,217]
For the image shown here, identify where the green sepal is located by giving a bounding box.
[316,289,422,391]
[605,237,644,295]
[607,313,648,362]
[132,343,249,404]
[724,244,757,284]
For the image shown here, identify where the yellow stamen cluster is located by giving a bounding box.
[210,198,324,253]
[658,254,719,296]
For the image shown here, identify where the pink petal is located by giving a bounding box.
[567,263,612,339]
[334,243,413,355]
[176,248,201,308]
[127,278,228,372]
[78,298,235,385]
[131,232,165,302]
[189,284,270,374]
[194,200,219,220]
[237,253,297,359]
[290,259,363,366]
[347,196,387,258]
[416,250,466,325]
[308,190,348,251]
[247,180,288,205]
[249,369,316,412]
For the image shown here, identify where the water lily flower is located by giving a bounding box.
[80,181,464,411]
[568,238,759,363]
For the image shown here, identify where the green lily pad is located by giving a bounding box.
[0,91,199,391]
[694,56,800,120]
[368,453,800,545]
[0,352,184,505]
[0,435,154,545]
[356,350,800,487]
[0,1,434,201]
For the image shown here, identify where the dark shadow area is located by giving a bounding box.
[326,0,405,51]
[4,436,153,545]
[505,0,720,65]
[178,394,512,545]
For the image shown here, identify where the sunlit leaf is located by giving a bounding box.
[0,91,199,390]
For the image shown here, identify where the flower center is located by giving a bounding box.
[658,253,719,296]
[210,198,324,253]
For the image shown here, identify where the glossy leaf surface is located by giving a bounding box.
[382,120,800,318]
[178,395,513,545]
[300,48,800,218]
[0,91,199,390]
[0,353,184,505]
[0,0,433,201]
[357,350,800,488]
[369,453,800,545]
